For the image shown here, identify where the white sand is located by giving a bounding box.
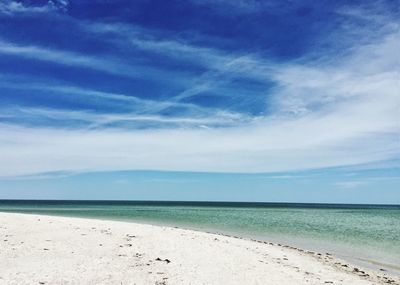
[0,213,398,285]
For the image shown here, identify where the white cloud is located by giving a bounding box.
[0,0,68,15]
[0,102,397,176]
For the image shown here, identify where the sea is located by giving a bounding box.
[0,200,399,275]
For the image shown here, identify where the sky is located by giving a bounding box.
[0,0,399,203]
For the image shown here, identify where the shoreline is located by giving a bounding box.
[1,212,399,285]
[3,210,397,276]
[195,230,400,283]
[140,223,400,277]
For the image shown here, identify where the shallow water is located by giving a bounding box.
[1,200,399,274]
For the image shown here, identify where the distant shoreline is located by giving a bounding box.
[1,212,399,284]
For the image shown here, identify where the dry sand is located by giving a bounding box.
[0,212,398,285]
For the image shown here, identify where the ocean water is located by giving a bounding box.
[0,200,399,274]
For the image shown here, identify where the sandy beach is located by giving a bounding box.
[0,212,398,285]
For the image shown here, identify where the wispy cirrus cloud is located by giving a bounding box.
[335,181,370,189]
[84,21,275,80]
[0,106,249,129]
[0,0,68,15]
[0,39,194,85]
[186,0,281,15]
[335,174,400,190]
[82,22,276,107]
[0,74,249,128]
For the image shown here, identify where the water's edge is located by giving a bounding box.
[1,210,399,284]
[0,200,399,277]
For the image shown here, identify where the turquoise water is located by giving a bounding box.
[0,200,399,274]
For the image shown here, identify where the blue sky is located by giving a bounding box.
[0,0,399,203]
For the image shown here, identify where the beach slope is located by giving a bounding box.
[0,213,397,285]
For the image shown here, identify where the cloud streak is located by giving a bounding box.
[0,75,249,128]
[0,106,248,129]
[0,40,193,85]
[0,0,68,15]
